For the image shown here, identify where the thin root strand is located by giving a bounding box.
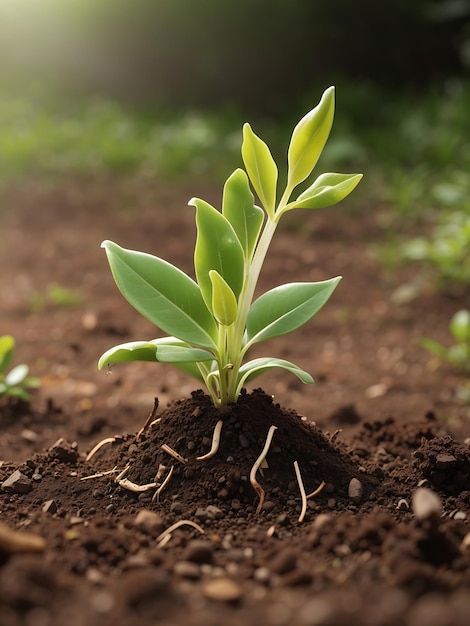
[196,420,223,461]
[250,425,277,515]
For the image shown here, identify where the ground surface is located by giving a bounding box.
[0,175,469,626]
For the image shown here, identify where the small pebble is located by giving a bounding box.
[202,577,243,603]
[348,478,363,504]
[173,560,201,579]
[412,487,442,521]
[183,539,214,564]
[1,470,32,494]
[134,510,164,533]
[435,453,457,470]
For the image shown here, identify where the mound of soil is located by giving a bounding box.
[1,390,470,626]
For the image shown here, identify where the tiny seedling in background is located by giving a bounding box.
[0,335,40,401]
[421,309,470,374]
[99,87,362,407]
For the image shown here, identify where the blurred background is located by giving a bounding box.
[0,0,469,287]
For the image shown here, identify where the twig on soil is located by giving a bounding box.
[161,444,187,464]
[118,478,158,493]
[250,425,277,514]
[85,437,117,462]
[196,419,223,461]
[294,461,308,523]
[80,466,119,481]
[330,429,342,443]
[115,463,131,482]
[306,480,326,500]
[156,519,205,547]
[137,398,159,439]
[152,465,174,502]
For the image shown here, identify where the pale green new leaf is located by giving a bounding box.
[98,340,159,369]
[237,357,313,388]
[0,335,15,374]
[102,241,217,349]
[287,86,335,193]
[5,364,29,387]
[155,344,214,363]
[279,173,363,215]
[246,278,341,346]
[209,270,238,327]
[450,310,470,343]
[222,169,264,259]
[192,198,245,311]
[241,123,278,217]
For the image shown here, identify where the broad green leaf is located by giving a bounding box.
[287,86,335,192]
[237,357,313,387]
[102,241,217,348]
[99,340,160,369]
[241,123,278,217]
[155,344,214,363]
[0,335,15,374]
[222,169,264,259]
[5,364,28,387]
[450,310,470,343]
[209,270,238,326]
[191,198,245,311]
[246,278,341,345]
[98,338,210,382]
[280,173,363,215]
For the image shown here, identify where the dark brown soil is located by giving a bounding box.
[1,175,469,626]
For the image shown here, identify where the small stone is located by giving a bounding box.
[239,434,250,448]
[42,499,57,514]
[202,577,243,603]
[453,511,467,521]
[206,505,224,520]
[170,501,183,515]
[2,470,32,494]
[435,453,457,470]
[254,567,271,583]
[134,510,164,533]
[412,487,442,521]
[262,501,276,512]
[183,540,214,564]
[348,478,363,504]
[194,507,208,522]
[173,560,201,579]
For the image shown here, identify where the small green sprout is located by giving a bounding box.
[99,87,362,407]
[421,309,470,374]
[0,335,40,401]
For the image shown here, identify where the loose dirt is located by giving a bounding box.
[0,175,469,625]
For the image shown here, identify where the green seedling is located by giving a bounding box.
[421,309,470,374]
[99,87,362,407]
[0,335,40,401]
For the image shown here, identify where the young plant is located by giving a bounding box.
[99,87,362,407]
[421,309,470,374]
[0,335,40,401]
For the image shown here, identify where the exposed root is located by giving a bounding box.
[250,425,277,514]
[85,437,117,462]
[137,398,159,439]
[161,444,187,464]
[115,464,131,482]
[196,419,223,461]
[306,480,326,500]
[156,519,205,547]
[152,465,174,502]
[294,461,307,523]
[118,478,158,493]
[80,467,119,481]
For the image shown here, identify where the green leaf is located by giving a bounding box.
[241,123,278,217]
[0,335,15,374]
[420,338,448,360]
[99,340,159,369]
[5,364,29,387]
[246,278,341,346]
[287,86,335,193]
[450,310,470,343]
[191,198,245,311]
[237,357,313,387]
[102,241,217,349]
[222,169,264,259]
[209,270,238,326]
[98,338,211,382]
[280,173,363,215]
